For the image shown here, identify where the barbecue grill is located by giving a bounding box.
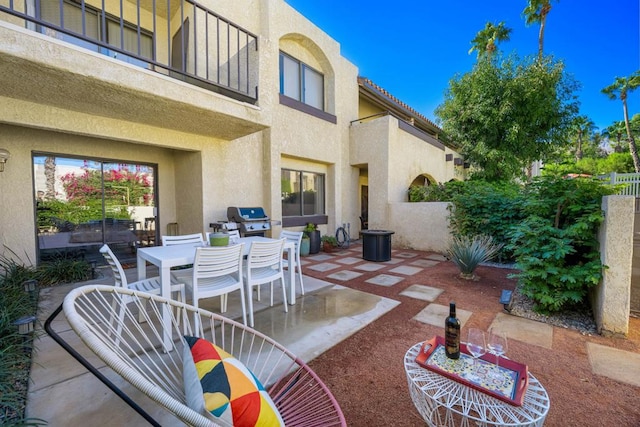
[226,207,271,237]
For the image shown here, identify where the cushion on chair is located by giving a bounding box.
[183,336,284,427]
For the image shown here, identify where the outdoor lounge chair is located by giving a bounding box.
[44,284,346,427]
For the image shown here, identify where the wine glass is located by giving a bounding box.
[466,328,486,381]
[487,328,508,380]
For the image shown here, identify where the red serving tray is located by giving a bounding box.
[415,336,529,406]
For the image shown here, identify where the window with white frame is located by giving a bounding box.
[279,52,324,111]
[281,169,325,217]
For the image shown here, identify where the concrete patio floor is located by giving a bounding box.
[25,242,640,425]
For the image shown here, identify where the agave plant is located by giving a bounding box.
[446,234,503,280]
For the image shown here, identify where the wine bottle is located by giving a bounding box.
[445,301,461,359]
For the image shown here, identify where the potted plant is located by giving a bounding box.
[321,234,338,253]
[303,223,321,254]
[300,234,311,257]
[446,234,503,280]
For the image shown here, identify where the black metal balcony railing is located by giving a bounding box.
[0,0,258,104]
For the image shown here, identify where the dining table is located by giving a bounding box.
[136,236,297,350]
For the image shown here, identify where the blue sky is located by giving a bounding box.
[284,0,639,133]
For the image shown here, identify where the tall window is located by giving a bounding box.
[34,0,154,67]
[279,52,324,111]
[281,169,325,217]
[33,154,157,263]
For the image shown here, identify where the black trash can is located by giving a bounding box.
[361,230,395,262]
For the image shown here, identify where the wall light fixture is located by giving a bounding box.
[0,148,10,172]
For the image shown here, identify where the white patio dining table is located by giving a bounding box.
[136,236,296,350]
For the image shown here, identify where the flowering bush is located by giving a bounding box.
[61,166,153,206]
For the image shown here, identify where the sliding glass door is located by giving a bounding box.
[33,154,157,264]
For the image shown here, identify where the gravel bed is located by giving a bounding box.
[509,285,598,335]
[480,261,599,336]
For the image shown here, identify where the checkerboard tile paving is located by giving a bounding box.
[307,262,342,272]
[355,263,386,272]
[335,256,363,265]
[394,252,419,259]
[366,274,404,287]
[389,265,423,275]
[409,259,441,268]
[399,284,444,301]
[326,270,364,281]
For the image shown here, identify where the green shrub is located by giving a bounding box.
[408,180,467,202]
[1,249,89,425]
[0,253,45,426]
[446,234,503,279]
[35,253,92,286]
[321,235,338,246]
[507,176,617,313]
[447,180,524,262]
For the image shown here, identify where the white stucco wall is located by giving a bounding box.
[591,195,634,336]
[350,115,463,233]
[0,125,179,262]
[389,202,451,253]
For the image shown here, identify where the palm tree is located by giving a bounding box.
[571,115,596,161]
[468,21,512,59]
[522,0,557,61]
[602,71,640,172]
[603,120,628,153]
[44,156,56,200]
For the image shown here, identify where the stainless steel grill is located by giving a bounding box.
[226,207,271,236]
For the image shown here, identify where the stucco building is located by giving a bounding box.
[0,0,463,264]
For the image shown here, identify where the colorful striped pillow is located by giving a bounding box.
[183,336,284,427]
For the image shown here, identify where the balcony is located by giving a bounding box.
[1,0,258,103]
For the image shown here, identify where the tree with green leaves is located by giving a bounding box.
[468,21,512,59]
[603,120,628,153]
[603,114,640,154]
[522,0,557,61]
[602,71,640,172]
[435,53,579,181]
[570,115,596,161]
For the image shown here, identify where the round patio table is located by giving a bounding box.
[404,342,550,427]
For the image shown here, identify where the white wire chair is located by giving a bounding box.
[44,285,346,427]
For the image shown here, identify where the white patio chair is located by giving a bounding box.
[161,233,205,247]
[162,232,204,295]
[181,244,247,326]
[99,244,186,334]
[44,285,347,427]
[279,230,305,296]
[244,238,287,327]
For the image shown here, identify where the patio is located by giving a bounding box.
[26,242,640,426]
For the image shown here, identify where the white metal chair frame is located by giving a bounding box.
[244,238,288,327]
[182,244,247,326]
[44,285,347,427]
[279,230,305,296]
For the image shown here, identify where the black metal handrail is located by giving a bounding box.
[1,0,258,104]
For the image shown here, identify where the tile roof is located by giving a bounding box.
[357,76,441,132]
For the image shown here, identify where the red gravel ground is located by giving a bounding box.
[302,245,640,427]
